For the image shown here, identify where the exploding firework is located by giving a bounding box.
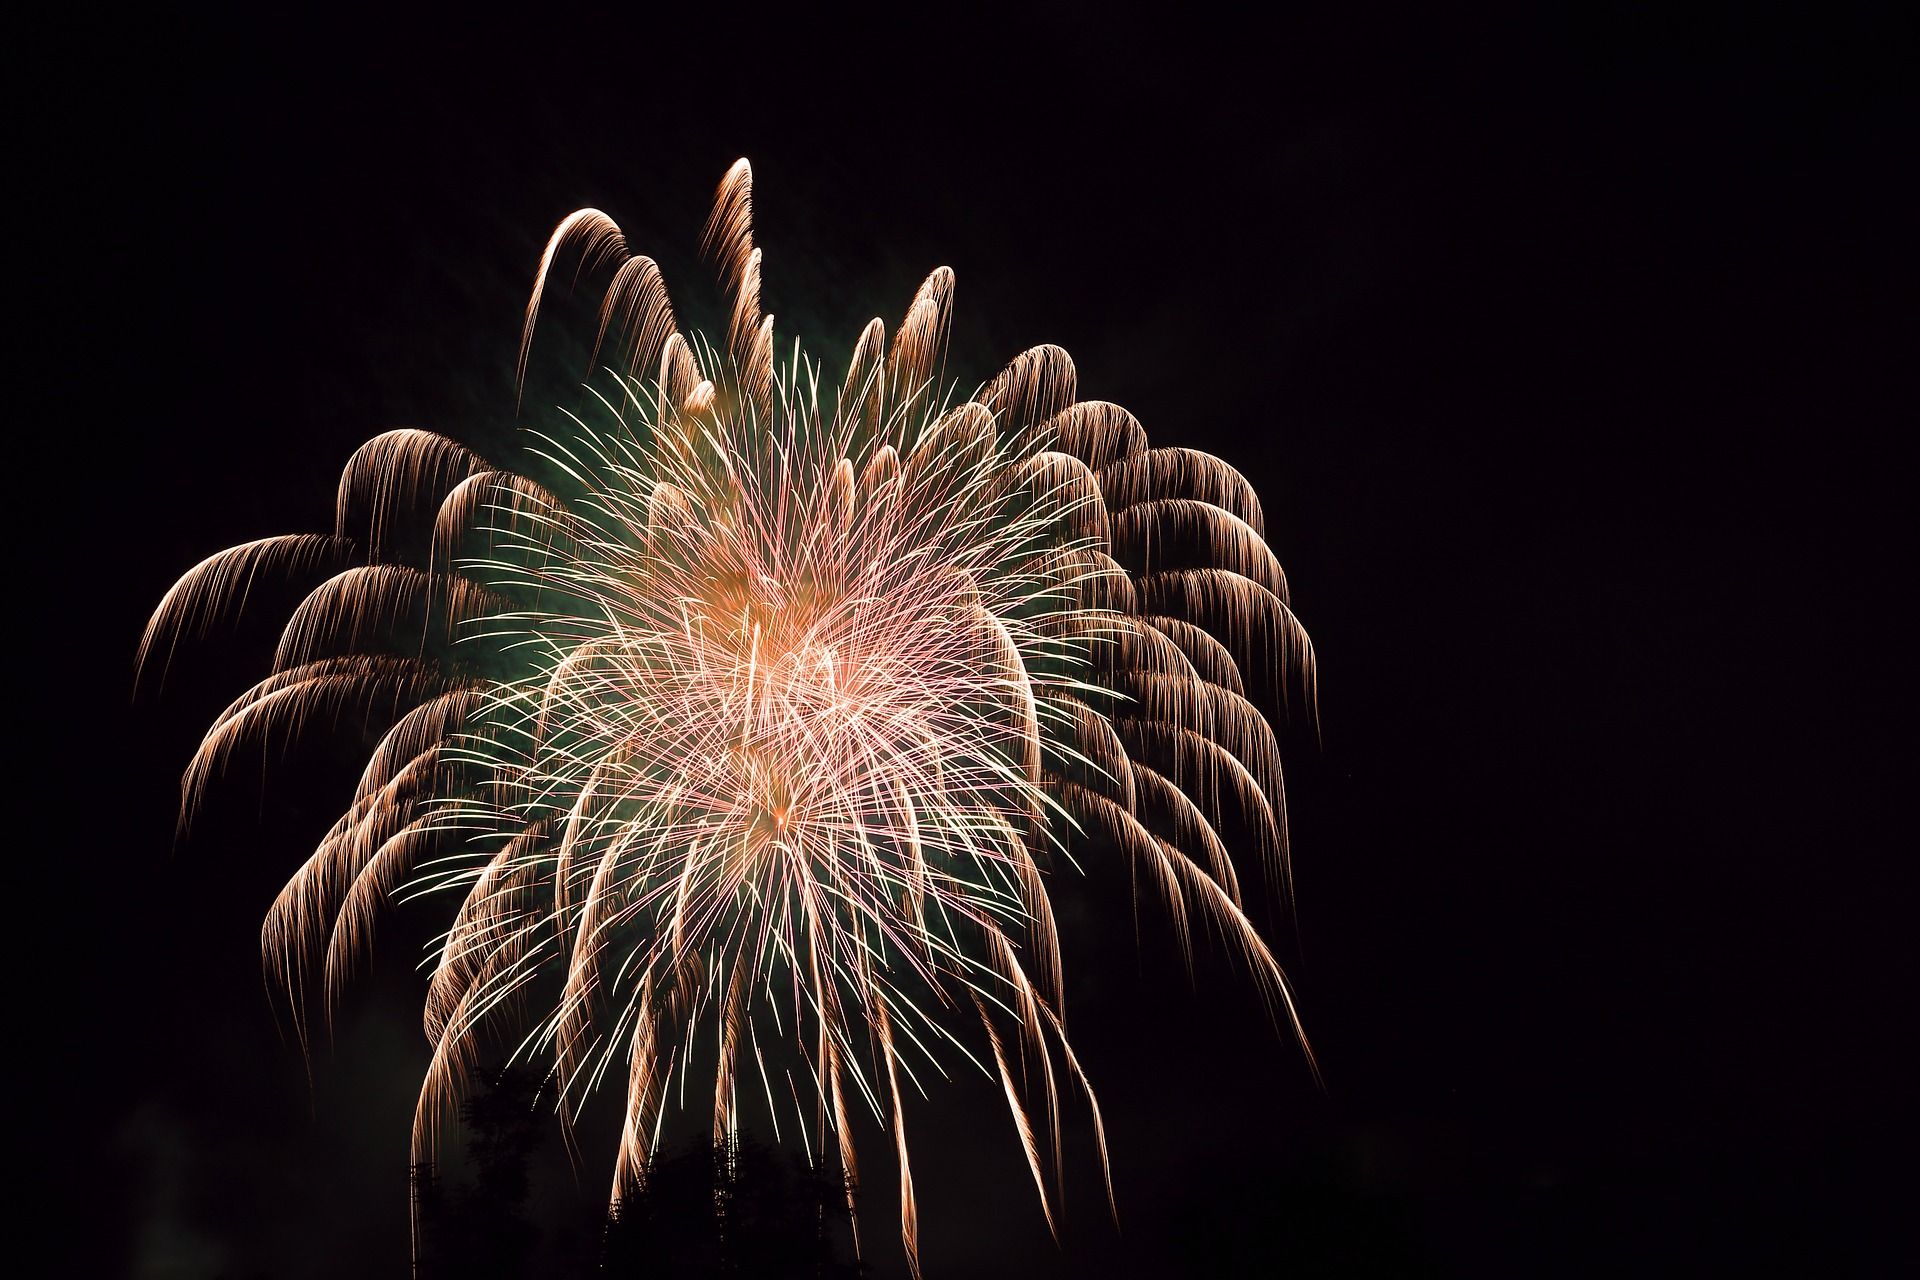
[143,159,1319,1272]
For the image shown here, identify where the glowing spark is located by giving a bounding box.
[143,159,1321,1272]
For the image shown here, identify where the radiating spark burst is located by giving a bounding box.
[142,159,1321,1273]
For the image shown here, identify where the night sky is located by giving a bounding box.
[37,6,1907,1277]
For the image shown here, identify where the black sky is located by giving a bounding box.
[34,4,1909,1276]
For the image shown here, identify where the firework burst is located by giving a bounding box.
[143,159,1320,1272]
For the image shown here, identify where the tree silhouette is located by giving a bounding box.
[412,1066,859,1277]
[412,1066,546,1279]
[603,1134,858,1278]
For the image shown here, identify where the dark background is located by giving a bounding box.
[32,4,1909,1276]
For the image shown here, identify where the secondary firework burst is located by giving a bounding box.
[142,159,1320,1272]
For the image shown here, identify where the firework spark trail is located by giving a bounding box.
[143,159,1321,1273]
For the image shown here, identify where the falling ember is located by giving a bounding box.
[142,158,1321,1273]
